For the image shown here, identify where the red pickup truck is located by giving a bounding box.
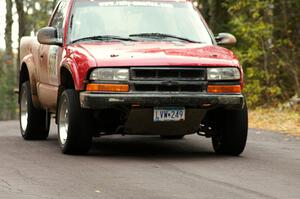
[19,0,248,155]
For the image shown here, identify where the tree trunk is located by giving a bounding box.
[197,0,229,33]
[15,0,28,68]
[1,0,15,120]
[4,0,13,68]
[208,0,218,31]
[292,69,300,97]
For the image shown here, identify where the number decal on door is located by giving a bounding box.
[48,46,58,80]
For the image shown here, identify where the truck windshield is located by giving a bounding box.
[70,1,213,44]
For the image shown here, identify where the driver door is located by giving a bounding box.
[37,1,68,109]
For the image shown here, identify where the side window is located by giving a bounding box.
[50,1,68,39]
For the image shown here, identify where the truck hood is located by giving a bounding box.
[69,41,239,67]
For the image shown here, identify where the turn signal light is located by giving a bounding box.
[86,84,129,92]
[207,85,241,93]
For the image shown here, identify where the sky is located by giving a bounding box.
[0,0,19,51]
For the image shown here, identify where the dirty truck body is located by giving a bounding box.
[19,0,248,155]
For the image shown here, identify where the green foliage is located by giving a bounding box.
[226,0,280,107]
[196,0,230,33]
[24,0,56,33]
[14,0,56,38]
[244,68,281,107]
[197,0,300,108]
[0,51,17,120]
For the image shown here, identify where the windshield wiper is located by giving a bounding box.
[72,35,136,43]
[129,33,201,43]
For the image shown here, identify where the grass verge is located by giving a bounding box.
[249,108,300,137]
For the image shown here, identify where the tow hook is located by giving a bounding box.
[197,124,214,138]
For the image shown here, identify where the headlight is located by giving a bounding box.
[90,68,129,81]
[207,67,240,80]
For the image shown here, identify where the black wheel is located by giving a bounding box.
[160,135,185,139]
[19,81,50,140]
[57,89,92,155]
[212,105,248,156]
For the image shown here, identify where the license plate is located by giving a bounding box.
[153,107,185,122]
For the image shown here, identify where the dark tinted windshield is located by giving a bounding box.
[70,0,212,44]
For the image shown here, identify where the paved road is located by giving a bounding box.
[0,121,299,199]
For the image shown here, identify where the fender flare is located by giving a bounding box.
[20,55,42,108]
[59,58,81,90]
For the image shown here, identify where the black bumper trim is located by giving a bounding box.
[79,92,245,110]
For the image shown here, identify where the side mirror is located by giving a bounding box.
[37,27,63,46]
[215,33,237,46]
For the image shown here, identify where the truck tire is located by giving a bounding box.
[57,89,92,155]
[212,105,248,156]
[19,81,50,140]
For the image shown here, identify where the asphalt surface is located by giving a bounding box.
[0,120,299,199]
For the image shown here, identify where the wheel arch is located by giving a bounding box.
[19,58,41,108]
[60,66,75,90]
[19,63,30,96]
[58,66,76,107]
[56,66,76,122]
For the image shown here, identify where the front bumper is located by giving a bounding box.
[79,92,245,110]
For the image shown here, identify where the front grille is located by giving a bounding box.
[131,67,206,81]
[134,84,205,92]
[130,67,207,92]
